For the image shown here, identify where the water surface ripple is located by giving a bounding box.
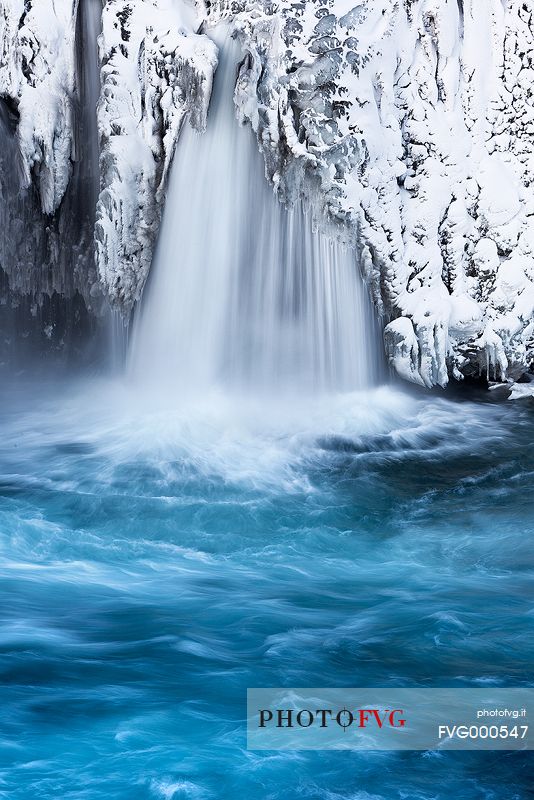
[0,379,532,799]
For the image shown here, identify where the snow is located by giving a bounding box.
[95,0,218,311]
[0,0,102,307]
[208,0,534,387]
[1,0,534,388]
[0,0,76,214]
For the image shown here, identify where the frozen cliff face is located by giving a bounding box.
[0,0,76,215]
[95,0,218,311]
[1,0,533,386]
[0,0,101,335]
[0,0,217,321]
[202,0,534,387]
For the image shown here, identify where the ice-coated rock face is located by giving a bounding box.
[202,0,534,387]
[0,0,217,316]
[0,0,77,215]
[95,0,218,311]
[0,0,102,314]
[1,0,534,386]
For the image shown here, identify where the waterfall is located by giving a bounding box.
[129,28,380,395]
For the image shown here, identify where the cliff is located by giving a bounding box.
[1,0,533,386]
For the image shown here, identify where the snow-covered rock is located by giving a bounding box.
[0,0,77,215]
[0,0,100,309]
[201,0,534,387]
[1,0,534,387]
[95,0,218,311]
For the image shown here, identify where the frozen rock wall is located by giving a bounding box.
[0,0,76,215]
[0,0,217,316]
[0,0,103,359]
[95,0,218,311]
[1,0,533,386]
[203,0,534,387]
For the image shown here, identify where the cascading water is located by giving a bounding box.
[129,28,381,394]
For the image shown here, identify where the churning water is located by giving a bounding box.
[0,379,532,798]
[130,30,380,393]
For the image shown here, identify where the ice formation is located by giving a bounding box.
[219,0,534,387]
[0,0,76,214]
[1,0,533,387]
[0,0,103,319]
[95,0,217,311]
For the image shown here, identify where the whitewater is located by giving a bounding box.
[0,374,532,798]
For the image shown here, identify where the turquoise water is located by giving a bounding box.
[0,378,532,798]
